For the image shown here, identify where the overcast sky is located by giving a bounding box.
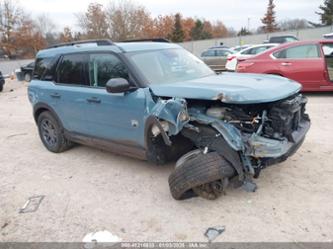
[20,0,324,31]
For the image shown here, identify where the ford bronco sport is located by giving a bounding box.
[28,39,310,200]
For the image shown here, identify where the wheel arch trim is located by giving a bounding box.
[33,102,63,128]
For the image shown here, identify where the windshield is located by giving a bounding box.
[127,48,215,85]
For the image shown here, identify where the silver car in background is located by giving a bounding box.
[200,47,234,72]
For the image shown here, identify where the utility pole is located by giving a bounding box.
[248,17,251,32]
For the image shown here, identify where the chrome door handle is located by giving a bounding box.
[86,97,101,104]
[281,62,292,66]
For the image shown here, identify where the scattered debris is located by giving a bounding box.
[1,222,9,229]
[241,180,257,192]
[6,133,28,139]
[204,226,225,242]
[19,195,45,213]
[82,230,122,243]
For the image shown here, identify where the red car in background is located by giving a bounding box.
[236,40,333,91]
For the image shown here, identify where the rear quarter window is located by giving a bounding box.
[33,57,55,80]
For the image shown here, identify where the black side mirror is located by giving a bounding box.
[106,78,133,93]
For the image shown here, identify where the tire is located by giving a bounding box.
[0,84,3,92]
[168,151,236,200]
[37,111,73,153]
[24,73,32,82]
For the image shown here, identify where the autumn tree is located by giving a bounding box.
[237,27,252,36]
[15,18,46,57]
[59,26,74,43]
[106,0,151,41]
[211,21,228,38]
[181,17,195,41]
[261,0,278,33]
[0,0,23,57]
[149,15,174,39]
[77,3,109,39]
[316,0,333,25]
[170,13,184,42]
[190,19,212,40]
[35,14,57,46]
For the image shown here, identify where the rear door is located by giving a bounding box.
[272,44,325,90]
[53,53,92,134]
[321,43,333,88]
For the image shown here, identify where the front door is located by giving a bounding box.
[83,53,147,147]
[274,44,326,90]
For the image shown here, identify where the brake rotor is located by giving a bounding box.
[193,178,229,200]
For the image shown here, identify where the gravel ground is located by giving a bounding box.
[0,80,333,242]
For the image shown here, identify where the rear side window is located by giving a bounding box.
[56,54,89,85]
[201,50,215,57]
[273,45,320,59]
[322,44,333,56]
[89,54,129,88]
[216,50,231,57]
[33,57,54,80]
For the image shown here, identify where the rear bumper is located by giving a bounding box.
[245,119,310,163]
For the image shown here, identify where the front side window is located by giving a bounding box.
[127,48,214,85]
[56,54,89,85]
[273,45,320,59]
[89,54,128,87]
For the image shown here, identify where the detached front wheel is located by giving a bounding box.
[168,151,236,200]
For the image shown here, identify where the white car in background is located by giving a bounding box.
[226,43,279,71]
[230,44,251,53]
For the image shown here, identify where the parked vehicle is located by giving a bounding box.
[265,35,298,44]
[230,45,251,52]
[225,43,279,71]
[21,62,35,82]
[200,48,234,72]
[28,39,310,200]
[0,71,5,92]
[237,40,333,91]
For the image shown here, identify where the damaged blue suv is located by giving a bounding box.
[28,39,310,200]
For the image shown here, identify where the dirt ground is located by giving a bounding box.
[0,80,333,242]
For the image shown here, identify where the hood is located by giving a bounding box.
[149,73,301,104]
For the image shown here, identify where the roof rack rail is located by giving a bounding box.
[47,39,114,49]
[120,38,170,43]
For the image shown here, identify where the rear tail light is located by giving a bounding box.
[236,62,254,71]
[227,55,236,61]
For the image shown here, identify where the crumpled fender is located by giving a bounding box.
[150,98,190,136]
[187,108,245,151]
[144,89,244,151]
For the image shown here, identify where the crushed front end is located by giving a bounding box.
[180,93,310,193]
[149,92,310,200]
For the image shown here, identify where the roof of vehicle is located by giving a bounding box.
[269,35,298,38]
[233,43,279,55]
[37,41,181,58]
[270,39,333,49]
[208,46,230,49]
[204,47,232,51]
[241,40,332,60]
